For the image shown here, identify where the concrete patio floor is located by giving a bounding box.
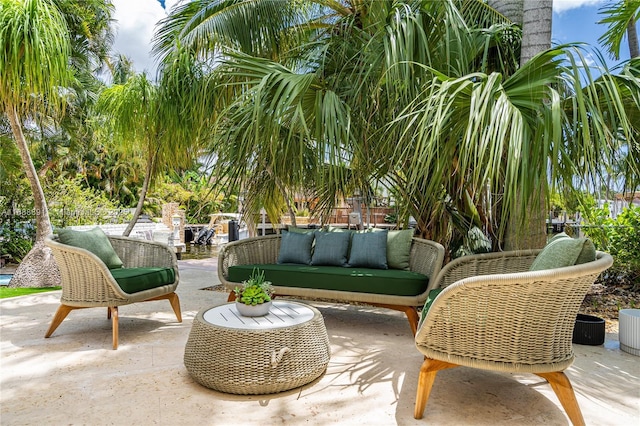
[1,257,638,426]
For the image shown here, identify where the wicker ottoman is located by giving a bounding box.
[184,301,330,394]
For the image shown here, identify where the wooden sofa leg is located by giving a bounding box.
[414,358,458,419]
[370,303,419,336]
[536,371,585,426]
[45,304,74,338]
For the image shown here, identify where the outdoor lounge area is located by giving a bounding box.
[1,257,638,425]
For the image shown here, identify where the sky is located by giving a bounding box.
[111,0,635,78]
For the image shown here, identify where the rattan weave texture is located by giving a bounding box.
[184,302,330,395]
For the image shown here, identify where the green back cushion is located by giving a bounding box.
[386,229,414,270]
[348,229,388,269]
[277,231,314,265]
[311,231,350,266]
[287,226,316,234]
[229,264,429,297]
[530,233,596,271]
[111,267,175,293]
[57,227,123,269]
[420,288,443,323]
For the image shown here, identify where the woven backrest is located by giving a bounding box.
[415,251,613,374]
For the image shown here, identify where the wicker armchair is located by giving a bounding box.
[414,250,613,426]
[44,234,182,349]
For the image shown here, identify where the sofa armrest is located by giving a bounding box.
[218,235,281,286]
[409,238,445,292]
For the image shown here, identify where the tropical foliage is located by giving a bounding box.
[154,0,639,254]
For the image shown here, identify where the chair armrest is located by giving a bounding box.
[218,235,281,286]
[430,249,540,290]
[409,237,445,292]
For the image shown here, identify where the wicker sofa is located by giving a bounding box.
[218,233,445,335]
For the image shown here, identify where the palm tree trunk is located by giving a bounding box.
[6,104,53,242]
[123,149,154,236]
[504,0,552,250]
[628,16,639,58]
[6,103,60,288]
[488,0,523,25]
[520,0,553,65]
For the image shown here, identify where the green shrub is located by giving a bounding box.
[580,205,640,289]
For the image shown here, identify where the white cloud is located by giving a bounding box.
[553,0,605,14]
[111,0,180,77]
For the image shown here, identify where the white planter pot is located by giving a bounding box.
[619,309,640,356]
[235,301,272,317]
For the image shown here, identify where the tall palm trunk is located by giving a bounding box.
[504,0,553,250]
[5,104,60,287]
[488,0,523,25]
[628,16,639,58]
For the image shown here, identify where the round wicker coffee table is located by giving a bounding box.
[184,301,330,395]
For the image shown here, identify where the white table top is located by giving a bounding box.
[202,301,316,330]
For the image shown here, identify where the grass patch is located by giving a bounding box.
[0,287,61,299]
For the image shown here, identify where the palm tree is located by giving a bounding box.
[98,49,214,235]
[154,0,638,255]
[599,0,640,59]
[1,0,72,287]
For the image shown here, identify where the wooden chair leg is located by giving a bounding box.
[536,371,586,426]
[110,306,119,350]
[45,304,74,338]
[147,292,182,322]
[414,358,458,419]
[227,291,236,302]
[167,292,182,322]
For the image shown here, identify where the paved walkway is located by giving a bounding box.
[1,258,638,425]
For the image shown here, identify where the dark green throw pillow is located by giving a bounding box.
[530,233,596,271]
[311,231,351,266]
[348,229,388,269]
[277,231,314,265]
[57,227,123,269]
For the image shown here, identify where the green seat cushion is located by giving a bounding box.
[530,233,596,271]
[110,267,176,293]
[228,264,429,297]
[348,229,388,269]
[277,231,314,265]
[311,231,350,266]
[57,227,123,269]
[387,229,414,270]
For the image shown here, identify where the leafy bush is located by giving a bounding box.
[44,176,127,227]
[579,205,640,289]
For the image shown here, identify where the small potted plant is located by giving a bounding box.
[233,268,274,317]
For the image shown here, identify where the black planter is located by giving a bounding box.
[573,314,605,345]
